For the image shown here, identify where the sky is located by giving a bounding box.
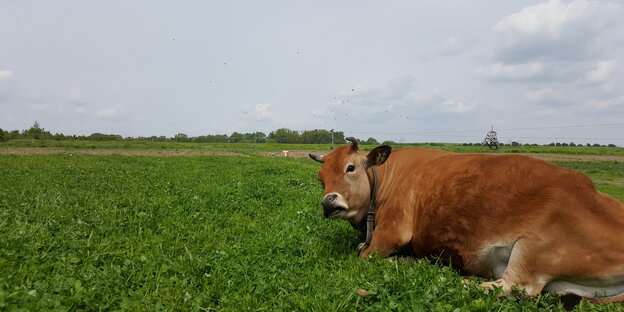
[1,0,623,144]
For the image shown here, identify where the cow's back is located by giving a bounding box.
[377,150,624,274]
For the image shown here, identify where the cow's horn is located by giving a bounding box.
[345,137,358,152]
[309,153,325,163]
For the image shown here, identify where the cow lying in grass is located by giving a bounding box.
[309,138,624,303]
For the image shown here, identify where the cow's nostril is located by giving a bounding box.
[322,194,339,208]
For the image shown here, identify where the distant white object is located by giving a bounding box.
[282,150,289,157]
[481,126,500,150]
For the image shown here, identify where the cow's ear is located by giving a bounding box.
[366,145,392,167]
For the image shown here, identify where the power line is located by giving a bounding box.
[345,134,624,141]
[505,136,624,141]
[345,122,624,136]
[498,123,624,131]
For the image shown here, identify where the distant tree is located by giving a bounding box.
[0,128,7,142]
[243,132,267,143]
[555,142,561,146]
[30,121,42,132]
[194,134,228,143]
[561,142,568,146]
[608,144,616,147]
[511,141,520,146]
[145,136,167,142]
[229,132,244,143]
[268,128,301,143]
[587,143,591,147]
[88,133,122,141]
[52,133,66,141]
[173,133,189,142]
[333,131,345,145]
[593,143,601,147]
[382,140,397,145]
[300,129,327,144]
[365,137,380,145]
[569,142,576,147]
[22,121,52,139]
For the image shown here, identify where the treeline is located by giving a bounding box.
[0,122,381,145]
[0,122,125,142]
[461,142,618,148]
[1,122,618,147]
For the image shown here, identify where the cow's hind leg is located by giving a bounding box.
[479,279,503,292]
[481,238,550,297]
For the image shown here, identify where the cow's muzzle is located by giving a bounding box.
[322,193,347,219]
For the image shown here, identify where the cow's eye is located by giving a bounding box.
[346,165,356,173]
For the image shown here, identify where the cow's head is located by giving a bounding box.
[309,137,391,224]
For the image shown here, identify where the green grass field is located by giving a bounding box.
[2,139,624,156]
[1,152,623,311]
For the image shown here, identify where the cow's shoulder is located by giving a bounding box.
[389,147,451,163]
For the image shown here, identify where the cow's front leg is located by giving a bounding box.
[359,225,412,258]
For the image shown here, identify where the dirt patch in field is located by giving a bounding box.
[518,153,624,163]
[2,148,623,162]
[0,148,246,157]
[261,151,324,158]
[593,179,624,186]
[262,151,624,163]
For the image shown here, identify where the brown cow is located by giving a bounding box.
[310,138,624,303]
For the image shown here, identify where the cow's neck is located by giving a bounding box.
[351,166,379,246]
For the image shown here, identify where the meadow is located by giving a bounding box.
[1,146,623,311]
[3,139,624,156]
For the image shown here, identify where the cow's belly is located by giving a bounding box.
[544,280,624,299]
[471,241,624,299]
[470,242,515,279]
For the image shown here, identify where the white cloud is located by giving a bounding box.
[480,0,624,108]
[437,36,473,58]
[495,0,591,38]
[242,103,274,121]
[582,96,624,112]
[494,0,622,62]
[476,62,544,80]
[74,107,88,114]
[30,104,51,111]
[3,114,16,123]
[69,87,81,102]
[0,70,16,100]
[536,108,556,117]
[441,100,475,113]
[525,88,556,102]
[313,76,474,129]
[586,60,618,83]
[441,37,461,55]
[96,105,126,118]
[0,70,15,80]
[420,36,476,60]
[253,103,272,120]
[67,86,90,107]
[523,88,575,105]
